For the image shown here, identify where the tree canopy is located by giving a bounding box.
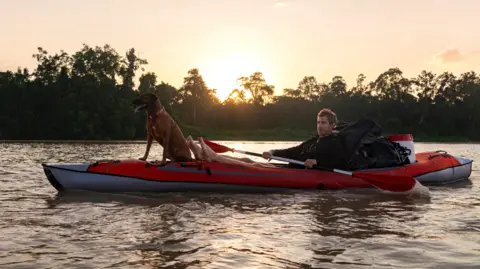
[1,44,479,141]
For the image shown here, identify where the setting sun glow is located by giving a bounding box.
[201,53,264,102]
[1,0,479,101]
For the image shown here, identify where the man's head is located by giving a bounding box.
[317,108,337,137]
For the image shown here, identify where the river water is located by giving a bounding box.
[0,141,479,268]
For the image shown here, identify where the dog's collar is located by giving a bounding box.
[148,107,166,120]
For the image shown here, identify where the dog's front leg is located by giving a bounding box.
[139,131,153,161]
[161,127,172,164]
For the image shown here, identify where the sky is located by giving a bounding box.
[1,0,480,101]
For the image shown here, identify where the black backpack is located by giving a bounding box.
[348,136,412,170]
[335,118,412,170]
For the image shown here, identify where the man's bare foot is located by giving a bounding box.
[198,137,215,162]
[186,135,204,160]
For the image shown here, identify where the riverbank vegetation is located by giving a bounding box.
[1,44,479,141]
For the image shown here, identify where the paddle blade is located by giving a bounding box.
[353,171,417,193]
[203,139,233,154]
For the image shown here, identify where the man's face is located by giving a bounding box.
[317,116,335,137]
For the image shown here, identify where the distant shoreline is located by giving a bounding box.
[0,126,475,144]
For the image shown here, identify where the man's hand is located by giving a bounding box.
[262,151,272,160]
[304,159,317,168]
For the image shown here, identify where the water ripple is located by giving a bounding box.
[0,142,479,268]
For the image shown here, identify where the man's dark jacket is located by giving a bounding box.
[270,118,384,170]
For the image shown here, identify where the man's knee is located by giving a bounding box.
[239,157,254,163]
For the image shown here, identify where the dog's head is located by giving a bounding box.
[132,93,161,113]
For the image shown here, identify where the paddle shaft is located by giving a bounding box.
[200,139,419,193]
[233,147,415,191]
[261,155,417,192]
[232,149,262,157]
[232,149,307,165]
[197,141,307,165]
[200,139,368,174]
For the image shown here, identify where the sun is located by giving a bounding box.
[201,53,262,102]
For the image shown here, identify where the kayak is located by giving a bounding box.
[41,151,472,193]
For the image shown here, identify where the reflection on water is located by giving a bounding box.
[0,142,479,268]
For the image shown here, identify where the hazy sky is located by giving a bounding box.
[1,0,479,100]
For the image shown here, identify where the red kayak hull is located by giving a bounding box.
[41,151,472,192]
[75,151,471,190]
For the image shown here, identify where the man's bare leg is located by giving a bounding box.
[198,137,249,165]
[188,136,255,163]
[217,155,256,163]
[198,137,276,167]
[187,136,254,163]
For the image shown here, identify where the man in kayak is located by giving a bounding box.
[190,108,347,169]
[262,108,347,169]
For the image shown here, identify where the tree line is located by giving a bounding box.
[0,44,479,141]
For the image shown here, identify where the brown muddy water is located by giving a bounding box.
[0,141,479,268]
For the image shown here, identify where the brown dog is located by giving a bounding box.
[132,93,193,163]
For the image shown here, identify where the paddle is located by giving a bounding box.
[202,139,427,194]
[202,139,303,164]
